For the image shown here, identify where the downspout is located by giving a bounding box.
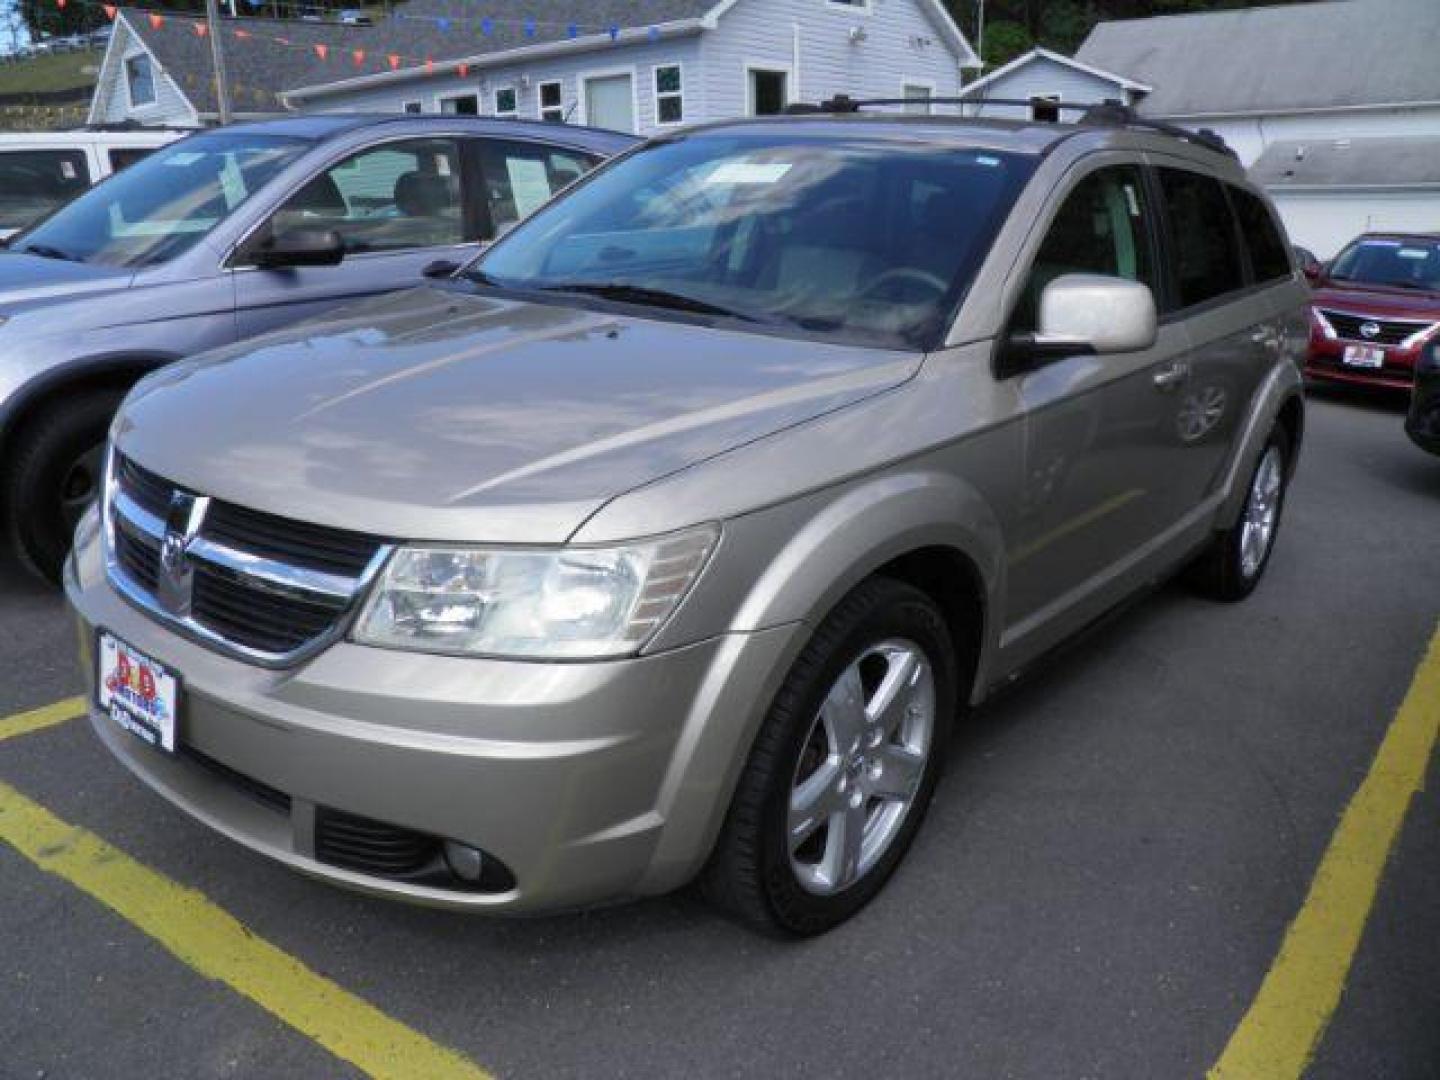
[792,22,801,104]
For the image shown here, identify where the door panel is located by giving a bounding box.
[1006,164,1185,628]
[234,136,478,339]
[584,75,635,134]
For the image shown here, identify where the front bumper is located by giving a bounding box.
[66,522,801,913]
[1305,336,1418,392]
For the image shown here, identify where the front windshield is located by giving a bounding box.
[469,132,1035,348]
[1329,238,1440,292]
[15,132,308,268]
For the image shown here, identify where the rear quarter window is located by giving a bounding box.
[1229,186,1292,283]
[1158,168,1246,308]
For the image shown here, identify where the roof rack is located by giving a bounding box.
[782,95,1236,159]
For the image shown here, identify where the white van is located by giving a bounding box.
[0,129,187,241]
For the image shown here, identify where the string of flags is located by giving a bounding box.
[60,0,669,79]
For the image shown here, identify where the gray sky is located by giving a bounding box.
[1,0,32,55]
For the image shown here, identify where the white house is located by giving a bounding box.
[957,47,1149,122]
[1249,137,1440,258]
[1073,0,1440,167]
[90,0,981,135]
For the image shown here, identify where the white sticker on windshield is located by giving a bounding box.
[706,162,792,185]
[164,152,205,167]
[1398,248,1429,260]
[975,155,1001,167]
[60,160,76,180]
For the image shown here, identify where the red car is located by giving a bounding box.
[1305,233,1440,391]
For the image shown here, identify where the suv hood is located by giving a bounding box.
[1312,279,1440,321]
[116,287,921,543]
[0,251,133,307]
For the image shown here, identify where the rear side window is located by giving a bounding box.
[0,149,91,232]
[474,140,600,239]
[1229,186,1292,283]
[1158,168,1245,308]
[1014,164,1157,330]
[107,147,156,172]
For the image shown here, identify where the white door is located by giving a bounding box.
[584,74,635,133]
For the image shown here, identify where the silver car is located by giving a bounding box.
[0,114,632,583]
[66,109,1306,935]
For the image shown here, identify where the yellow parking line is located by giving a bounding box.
[0,783,491,1080]
[0,696,86,743]
[1210,624,1440,1079]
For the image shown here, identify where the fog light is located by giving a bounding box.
[443,840,485,883]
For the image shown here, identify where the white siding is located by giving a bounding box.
[89,17,198,127]
[701,0,966,118]
[1268,190,1440,259]
[305,0,973,130]
[313,35,705,134]
[1175,106,1440,167]
[962,58,1138,121]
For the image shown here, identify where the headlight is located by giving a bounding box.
[352,525,718,660]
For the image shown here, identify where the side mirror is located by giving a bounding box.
[1005,274,1158,372]
[250,228,345,269]
[423,259,460,280]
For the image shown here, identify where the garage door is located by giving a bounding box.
[584,74,635,133]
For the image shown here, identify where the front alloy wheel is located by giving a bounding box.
[702,577,959,936]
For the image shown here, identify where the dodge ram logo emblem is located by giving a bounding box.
[156,491,209,617]
[1359,321,1381,340]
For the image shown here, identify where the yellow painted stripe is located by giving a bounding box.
[0,779,492,1080]
[1210,624,1440,1079]
[0,696,86,743]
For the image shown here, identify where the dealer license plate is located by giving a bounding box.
[1342,344,1385,369]
[97,632,179,753]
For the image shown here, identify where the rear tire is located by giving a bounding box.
[1187,426,1291,602]
[3,389,124,585]
[700,577,959,936]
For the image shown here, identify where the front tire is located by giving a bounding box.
[701,577,959,936]
[1187,426,1292,601]
[3,389,124,585]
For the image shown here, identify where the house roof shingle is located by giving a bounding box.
[1075,0,1440,118]
[123,0,715,114]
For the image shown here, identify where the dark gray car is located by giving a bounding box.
[0,114,633,582]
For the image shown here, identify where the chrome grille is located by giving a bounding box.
[104,452,391,666]
[1318,309,1436,347]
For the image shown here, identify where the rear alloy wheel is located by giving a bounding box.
[701,577,958,935]
[1187,426,1291,601]
[3,389,125,585]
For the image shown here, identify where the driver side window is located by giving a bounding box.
[268,138,465,255]
[1014,165,1157,330]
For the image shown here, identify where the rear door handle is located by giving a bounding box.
[1153,360,1189,391]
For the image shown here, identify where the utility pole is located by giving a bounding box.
[204,0,233,125]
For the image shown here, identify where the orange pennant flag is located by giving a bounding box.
[195,23,208,36]
[148,13,164,29]
[314,43,328,60]
[55,0,66,11]
[103,5,117,19]
[424,57,434,74]
[233,28,250,38]
[352,48,365,65]
[387,53,401,70]
[457,63,469,78]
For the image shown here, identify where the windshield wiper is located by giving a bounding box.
[22,243,80,263]
[536,281,771,323]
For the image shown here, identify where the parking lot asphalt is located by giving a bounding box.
[0,392,1436,1080]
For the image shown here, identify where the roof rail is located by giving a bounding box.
[782,95,1236,159]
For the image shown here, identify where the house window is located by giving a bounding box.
[539,80,565,122]
[402,101,423,114]
[1030,94,1061,123]
[902,83,933,115]
[494,86,517,117]
[828,0,872,10]
[125,54,155,108]
[439,94,479,115]
[654,64,683,125]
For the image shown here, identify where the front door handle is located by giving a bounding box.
[1153,360,1189,391]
